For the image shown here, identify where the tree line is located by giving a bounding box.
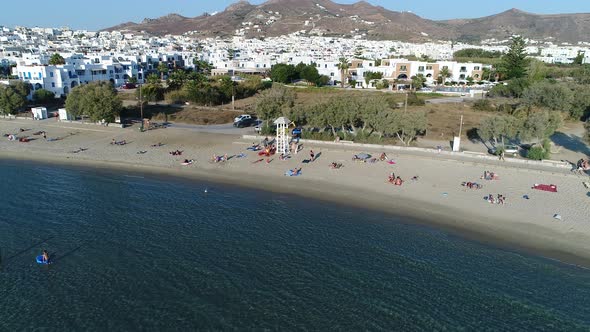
[270,63,330,86]
[139,67,271,107]
[255,85,427,145]
[474,36,590,159]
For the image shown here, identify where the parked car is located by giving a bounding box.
[234,114,252,123]
[292,127,302,138]
[233,118,256,128]
[122,83,136,89]
[488,144,519,156]
[253,120,264,133]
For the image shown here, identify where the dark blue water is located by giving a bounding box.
[1,160,589,331]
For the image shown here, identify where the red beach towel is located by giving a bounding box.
[532,184,557,192]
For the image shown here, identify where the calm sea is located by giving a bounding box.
[0,160,589,331]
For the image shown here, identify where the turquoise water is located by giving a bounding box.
[1,160,589,331]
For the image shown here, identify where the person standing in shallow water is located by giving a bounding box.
[42,249,49,263]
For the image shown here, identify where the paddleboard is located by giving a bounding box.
[36,255,50,265]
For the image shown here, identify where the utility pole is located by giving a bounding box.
[404,91,408,113]
[139,82,144,132]
[458,114,464,138]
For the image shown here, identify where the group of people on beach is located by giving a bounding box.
[481,171,499,180]
[487,194,506,205]
[388,172,403,186]
[211,154,228,163]
[111,139,127,146]
[575,158,590,173]
[462,181,483,189]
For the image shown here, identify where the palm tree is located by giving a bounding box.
[337,57,349,88]
[439,67,452,85]
[157,62,168,81]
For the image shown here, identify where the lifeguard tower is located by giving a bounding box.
[274,116,290,155]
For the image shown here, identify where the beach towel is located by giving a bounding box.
[236,153,246,158]
[532,184,558,192]
[387,160,396,165]
[285,169,301,177]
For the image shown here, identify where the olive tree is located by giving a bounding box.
[254,85,296,130]
[0,82,29,116]
[380,110,427,145]
[520,110,562,143]
[522,81,573,112]
[65,81,122,122]
[478,115,519,144]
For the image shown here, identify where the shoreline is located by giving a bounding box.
[1,119,589,268]
[3,150,590,268]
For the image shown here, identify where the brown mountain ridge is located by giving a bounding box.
[103,0,590,43]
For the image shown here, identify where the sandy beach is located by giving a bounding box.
[1,118,590,266]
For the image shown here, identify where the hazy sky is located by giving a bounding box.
[2,0,590,30]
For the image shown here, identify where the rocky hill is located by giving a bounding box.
[103,0,590,43]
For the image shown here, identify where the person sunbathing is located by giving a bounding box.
[330,162,342,169]
[379,152,388,161]
[394,177,403,186]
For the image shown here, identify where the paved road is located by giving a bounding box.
[425,96,475,104]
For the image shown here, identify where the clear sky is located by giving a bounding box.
[2,0,590,30]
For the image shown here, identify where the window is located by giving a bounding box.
[459,74,466,79]
[460,67,467,72]
[400,65,407,71]
[330,72,334,77]
[51,82,55,87]
[50,72,54,78]
[474,74,480,78]
[426,66,432,70]
[474,66,480,70]
[418,66,424,71]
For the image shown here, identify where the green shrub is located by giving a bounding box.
[301,131,333,141]
[526,146,546,160]
[526,140,551,160]
[260,124,276,135]
[472,99,494,112]
[406,93,425,106]
[165,90,188,104]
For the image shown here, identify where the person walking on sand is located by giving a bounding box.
[499,150,505,161]
[310,150,315,162]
